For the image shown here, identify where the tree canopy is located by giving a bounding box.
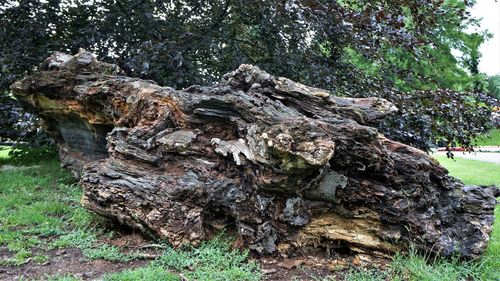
[487,75,500,100]
[0,0,497,150]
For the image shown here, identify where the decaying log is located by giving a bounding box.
[11,50,498,259]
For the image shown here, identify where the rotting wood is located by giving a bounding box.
[11,49,499,259]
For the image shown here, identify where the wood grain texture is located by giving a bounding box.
[11,50,498,259]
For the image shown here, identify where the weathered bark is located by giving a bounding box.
[11,50,498,259]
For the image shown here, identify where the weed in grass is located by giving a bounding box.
[33,254,50,263]
[338,249,499,281]
[0,159,82,264]
[82,244,135,262]
[6,236,41,253]
[49,227,140,262]
[103,265,179,281]
[154,234,261,281]
[67,206,98,228]
[49,229,97,250]
[0,249,32,266]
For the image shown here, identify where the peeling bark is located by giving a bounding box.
[11,50,498,259]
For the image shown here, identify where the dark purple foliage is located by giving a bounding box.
[0,0,496,150]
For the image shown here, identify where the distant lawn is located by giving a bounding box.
[0,146,11,159]
[475,128,500,146]
[433,155,500,186]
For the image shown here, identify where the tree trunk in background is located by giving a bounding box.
[11,50,499,260]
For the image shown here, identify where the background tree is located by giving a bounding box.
[487,75,500,100]
[0,0,497,150]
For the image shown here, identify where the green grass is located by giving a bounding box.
[0,159,82,265]
[433,155,500,186]
[44,235,261,281]
[153,235,261,281]
[390,249,498,281]
[0,146,10,159]
[103,265,179,281]
[102,235,261,281]
[0,146,137,266]
[0,146,261,280]
[474,128,500,146]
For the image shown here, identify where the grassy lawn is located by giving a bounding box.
[433,155,500,186]
[474,129,500,146]
[0,147,133,266]
[0,146,260,280]
[0,146,10,159]
[0,146,498,280]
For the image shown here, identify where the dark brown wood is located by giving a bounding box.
[11,50,498,259]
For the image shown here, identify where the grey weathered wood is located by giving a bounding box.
[11,50,498,259]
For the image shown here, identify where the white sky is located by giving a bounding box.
[470,0,500,75]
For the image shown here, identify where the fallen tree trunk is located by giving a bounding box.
[11,50,498,259]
